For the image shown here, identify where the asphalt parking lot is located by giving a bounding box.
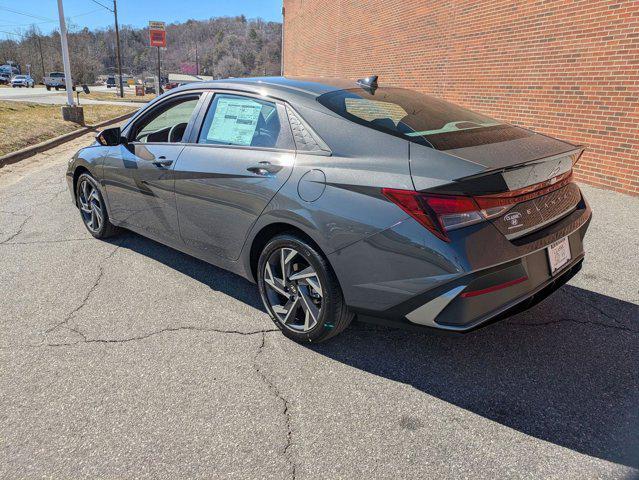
[1,133,637,479]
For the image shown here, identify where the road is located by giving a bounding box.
[0,85,141,107]
[1,134,637,479]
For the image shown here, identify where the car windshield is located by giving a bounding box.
[317,87,530,150]
[14,76,25,79]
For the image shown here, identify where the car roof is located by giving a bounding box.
[173,76,363,108]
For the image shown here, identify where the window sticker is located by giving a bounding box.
[206,97,263,146]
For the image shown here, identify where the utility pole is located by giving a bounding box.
[195,43,199,76]
[37,35,45,81]
[56,0,74,106]
[113,0,124,98]
[280,2,284,76]
[157,46,162,95]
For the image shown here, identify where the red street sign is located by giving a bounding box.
[149,21,166,48]
[150,30,166,48]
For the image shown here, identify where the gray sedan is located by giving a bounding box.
[66,76,591,342]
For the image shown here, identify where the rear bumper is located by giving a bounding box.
[332,186,592,332]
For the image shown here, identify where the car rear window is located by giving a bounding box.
[317,87,533,150]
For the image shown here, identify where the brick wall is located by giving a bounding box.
[283,0,639,195]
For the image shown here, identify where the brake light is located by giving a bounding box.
[382,189,483,242]
[382,170,574,242]
[474,170,573,210]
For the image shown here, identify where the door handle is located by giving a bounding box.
[247,161,281,175]
[152,156,173,168]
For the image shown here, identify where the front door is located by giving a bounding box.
[102,93,203,243]
[174,93,296,260]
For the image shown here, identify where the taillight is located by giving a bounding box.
[382,170,574,242]
[382,189,484,242]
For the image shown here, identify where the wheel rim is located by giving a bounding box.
[78,179,104,233]
[263,247,323,332]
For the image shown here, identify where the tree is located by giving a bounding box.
[0,16,282,83]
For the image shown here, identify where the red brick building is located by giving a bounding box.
[282,0,639,195]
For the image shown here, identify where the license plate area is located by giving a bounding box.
[547,236,571,275]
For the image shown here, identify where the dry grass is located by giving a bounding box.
[0,101,137,156]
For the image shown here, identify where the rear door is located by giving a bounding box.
[174,91,296,261]
[102,92,204,243]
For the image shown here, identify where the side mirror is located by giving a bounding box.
[96,127,124,146]
[82,84,90,94]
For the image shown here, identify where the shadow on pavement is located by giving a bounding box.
[310,285,639,469]
[109,231,638,468]
[109,231,264,311]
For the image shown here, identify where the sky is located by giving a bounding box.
[0,0,282,40]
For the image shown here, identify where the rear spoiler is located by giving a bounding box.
[426,148,584,196]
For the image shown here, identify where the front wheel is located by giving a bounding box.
[75,173,120,239]
[257,234,353,343]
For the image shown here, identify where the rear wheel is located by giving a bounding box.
[257,234,353,343]
[76,173,120,239]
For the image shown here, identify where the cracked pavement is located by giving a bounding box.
[1,133,638,479]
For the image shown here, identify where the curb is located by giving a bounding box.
[0,111,136,168]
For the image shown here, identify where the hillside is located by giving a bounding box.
[0,15,281,83]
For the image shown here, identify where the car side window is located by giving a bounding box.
[132,96,200,143]
[197,94,293,149]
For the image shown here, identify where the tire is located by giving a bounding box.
[257,233,353,343]
[75,173,120,239]
[46,86,51,91]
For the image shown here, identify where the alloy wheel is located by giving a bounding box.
[263,247,323,332]
[78,179,104,233]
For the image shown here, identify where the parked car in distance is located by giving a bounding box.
[106,75,116,88]
[11,74,35,88]
[44,71,76,91]
[65,76,592,343]
[0,72,10,85]
[143,77,156,94]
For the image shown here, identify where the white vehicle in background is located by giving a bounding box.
[44,72,76,91]
[11,75,35,88]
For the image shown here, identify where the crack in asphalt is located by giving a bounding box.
[0,326,280,349]
[0,213,33,244]
[253,331,297,480]
[45,325,280,347]
[513,317,638,333]
[563,287,632,328]
[44,241,121,335]
[0,237,92,246]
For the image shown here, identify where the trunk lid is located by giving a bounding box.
[409,130,584,241]
[410,126,582,194]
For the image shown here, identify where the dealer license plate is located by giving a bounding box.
[547,237,571,275]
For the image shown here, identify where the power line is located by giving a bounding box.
[0,6,55,22]
[0,9,102,29]
[88,0,113,12]
[0,8,105,39]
